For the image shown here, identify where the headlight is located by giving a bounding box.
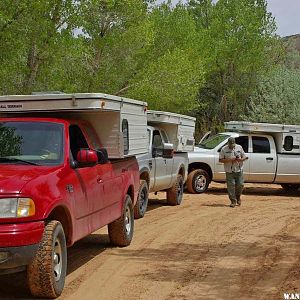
[0,198,35,218]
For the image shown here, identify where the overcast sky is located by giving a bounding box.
[267,0,300,36]
[157,0,300,37]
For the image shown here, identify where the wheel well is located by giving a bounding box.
[178,166,185,177]
[140,170,150,186]
[127,185,134,201]
[188,162,212,181]
[47,206,72,246]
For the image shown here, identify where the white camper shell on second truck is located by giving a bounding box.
[135,110,196,218]
[187,121,300,194]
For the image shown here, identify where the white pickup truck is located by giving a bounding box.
[135,110,195,218]
[187,121,300,194]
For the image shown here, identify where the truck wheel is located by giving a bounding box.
[167,174,184,206]
[187,169,210,194]
[281,183,300,192]
[134,180,149,219]
[108,195,134,247]
[27,220,67,299]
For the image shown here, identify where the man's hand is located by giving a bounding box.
[235,157,248,162]
[219,157,236,163]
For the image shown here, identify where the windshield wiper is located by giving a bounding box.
[0,157,40,165]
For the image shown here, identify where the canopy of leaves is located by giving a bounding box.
[245,65,300,124]
[0,0,290,135]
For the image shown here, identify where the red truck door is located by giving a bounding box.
[101,162,123,208]
[79,123,123,215]
[69,125,104,220]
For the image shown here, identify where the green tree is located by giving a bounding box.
[188,0,282,135]
[244,33,300,125]
[75,0,150,93]
[245,65,300,125]
[126,3,205,114]
[0,0,77,94]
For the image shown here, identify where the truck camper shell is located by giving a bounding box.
[225,121,300,154]
[147,110,195,152]
[0,93,148,158]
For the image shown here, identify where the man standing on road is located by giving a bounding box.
[219,137,248,207]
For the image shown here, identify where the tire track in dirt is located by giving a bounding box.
[237,218,300,299]
[0,183,299,300]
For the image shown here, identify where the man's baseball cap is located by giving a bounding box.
[228,137,236,145]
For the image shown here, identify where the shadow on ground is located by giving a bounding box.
[0,233,111,299]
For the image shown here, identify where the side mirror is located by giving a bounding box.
[96,148,109,164]
[162,143,174,159]
[76,149,98,167]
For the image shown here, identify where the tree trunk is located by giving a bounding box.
[22,43,41,93]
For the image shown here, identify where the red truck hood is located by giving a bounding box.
[0,166,58,194]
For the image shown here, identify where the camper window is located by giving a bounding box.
[283,136,293,151]
[122,119,129,155]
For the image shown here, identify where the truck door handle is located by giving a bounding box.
[266,157,274,161]
[122,168,128,173]
[97,177,103,183]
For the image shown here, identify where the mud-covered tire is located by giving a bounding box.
[166,174,184,206]
[281,183,300,192]
[108,195,134,247]
[187,169,210,194]
[134,180,149,219]
[27,220,67,299]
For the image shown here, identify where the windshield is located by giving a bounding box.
[0,121,64,165]
[197,134,230,150]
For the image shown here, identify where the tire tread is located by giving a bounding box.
[27,220,66,299]
[167,174,184,206]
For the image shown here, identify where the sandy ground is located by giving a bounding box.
[0,183,299,300]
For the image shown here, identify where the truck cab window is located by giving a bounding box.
[153,130,163,148]
[235,136,249,153]
[69,125,89,160]
[252,136,270,153]
[160,130,169,143]
[152,130,163,157]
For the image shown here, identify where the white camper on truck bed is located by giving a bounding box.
[147,110,195,152]
[135,110,196,218]
[0,93,148,158]
[187,121,300,194]
[225,121,300,154]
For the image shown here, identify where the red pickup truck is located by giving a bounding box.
[0,117,139,298]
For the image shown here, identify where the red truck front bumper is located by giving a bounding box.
[0,221,44,274]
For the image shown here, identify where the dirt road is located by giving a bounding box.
[1,183,299,300]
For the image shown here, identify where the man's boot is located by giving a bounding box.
[230,200,236,208]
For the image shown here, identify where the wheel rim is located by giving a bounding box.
[125,206,132,236]
[53,237,63,282]
[139,187,147,212]
[195,174,207,192]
